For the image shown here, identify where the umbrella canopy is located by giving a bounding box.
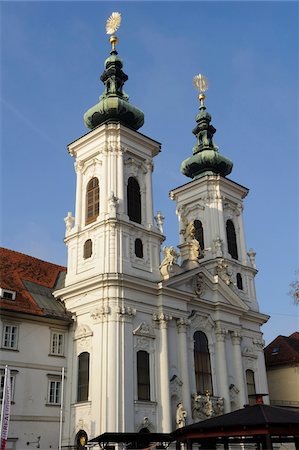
[172,404,299,440]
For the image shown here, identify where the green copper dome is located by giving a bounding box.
[84,47,144,130]
[181,99,233,179]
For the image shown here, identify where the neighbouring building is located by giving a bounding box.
[1,16,270,450]
[0,248,71,450]
[264,332,299,410]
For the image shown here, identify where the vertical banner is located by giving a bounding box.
[0,366,11,450]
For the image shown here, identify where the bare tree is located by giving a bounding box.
[289,270,299,304]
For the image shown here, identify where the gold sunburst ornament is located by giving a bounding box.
[193,74,209,106]
[106,12,121,35]
[105,12,122,52]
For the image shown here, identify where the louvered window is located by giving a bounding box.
[246,369,256,405]
[137,350,150,401]
[127,177,141,224]
[194,220,205,250]
[135,239,143,258]
[236,273,243,290]
[77,352,90,402]
[86,178,99,225]
[194,331,213,395]
[83,239,92,259]
[226,219,238,259]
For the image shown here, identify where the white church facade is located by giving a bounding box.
[1,15,269,450]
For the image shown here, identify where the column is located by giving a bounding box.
[119,305,136,431]
[231,331,246,408]
[215,325,230,412]
[106,306,118,431]
[253,338,269,403]
[176,318,192,423]
[153,313,172,432]
[145,160,154,226]
[236,204,247,265]
[117,146,125,214]
[74,160,83,228]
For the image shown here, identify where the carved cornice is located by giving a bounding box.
[215,324,228,342]
[152,312,172,328]
[90,305,111,322]
[231,331,242,345]
[176,318,191,332]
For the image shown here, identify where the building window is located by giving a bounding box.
[246,369,256,405]
[77,352,89,402]
[2,325,18,350]
[226,219,238,260]
[236,273,243,290]
[47,379,61,405]
[194,220,204,251]
[0,371,16,402]
[194,331,213,395]
[127,177,141,224]
[83,239,92,259]
[50,332,64,356]
[135,239,143,258]
[137,350,150,401]
[86,178,99,225]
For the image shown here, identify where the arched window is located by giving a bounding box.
[137,350,150,401]
[194,331,213,395]
[83,239,92,259]
[246,369,256,405]
[194,220,205,251]
[236,273,243,290]
[127,177,141,224]
[75,430,88,450]
[135,239,143,258]
[86,178,99,225]
[226,219,238,260]
[77,352,90,402]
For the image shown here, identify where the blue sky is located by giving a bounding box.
[1,1,298,344]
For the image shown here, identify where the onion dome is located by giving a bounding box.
[84,33,144,131]
[181,75,233,179]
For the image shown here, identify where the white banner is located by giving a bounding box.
[0,366,11,450]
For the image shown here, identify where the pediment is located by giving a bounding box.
[162,266,249,312]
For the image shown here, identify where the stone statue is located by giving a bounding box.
[216,259,233,286]
[159,246,181,280]
[64,212,75,233]
[192,392,224,420]
[154,211,165,234]
[176,402,187,428]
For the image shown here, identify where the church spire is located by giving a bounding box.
[181,74,233,179]
[84,12,144,131]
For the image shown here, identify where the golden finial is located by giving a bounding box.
[193,74,209,107]
[106,12,122,51]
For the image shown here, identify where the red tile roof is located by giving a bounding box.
[0,248,67,319]
[264,332,299,367]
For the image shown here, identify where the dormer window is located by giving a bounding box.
[0,288,16,300]
[86,178,99,225]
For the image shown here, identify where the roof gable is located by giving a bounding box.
[162,266,249,312]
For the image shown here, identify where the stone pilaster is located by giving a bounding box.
[231,331,246,408]
[153,313,172,432]
[176,318,192,423]
[215,324,230,412]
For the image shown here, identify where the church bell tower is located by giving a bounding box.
[63,18,164,287]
